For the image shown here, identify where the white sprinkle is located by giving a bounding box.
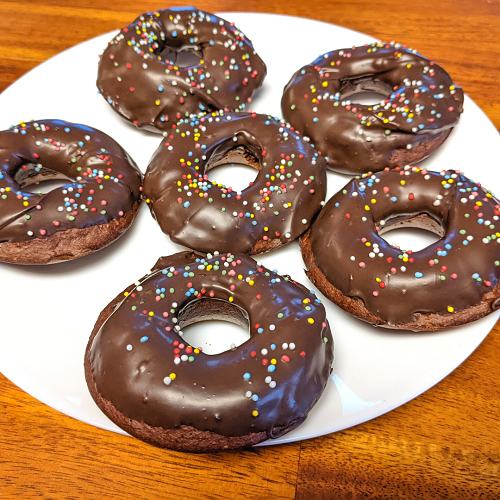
[163,377,172,385]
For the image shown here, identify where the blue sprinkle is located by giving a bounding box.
[184,201,190,208]
[140,336,149,342]
[415,272,424,278]
[478,219,484,224]
[252,221,257,226]
[172,31,177,37]
[391,197,397,202]
[64,127,70,133]
[268,365,276,373]
[270,344,276,350]
[257,328,263,333]
[445,244,452,250]
[243,372,251,380]
[158,86,163,92]
[251,394,259,401]
[463,240,468,245]
[472,273,479,279]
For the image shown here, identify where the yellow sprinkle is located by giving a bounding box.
[148,311,154,317]
[407,64,412,68]
[264,227,269,232]
[155,100,160,105]
[206,265,213,271]
[376,278,381,282]
[364,205,370,211]
[169,373,176,380]
[447,306,454,313]
[249,280,254,286]
[322,81,328,87]
[124,292,129,296]
[238,274,243,280]
[252,410,259,417]
[23,201,29,206]
[194,349,200,354]
[371,199,376,204]
[400,180,406,185]
[145,198,150,203]
[365,242,371,247]
[229,297,234,302]
[271,359,277,365]
[308,318,315,324]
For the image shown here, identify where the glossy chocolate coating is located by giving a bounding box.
[87,251,333,440]
[305,166,500,328]
[282,42,464,174]
[97,7,267,133]
[143,111,326,255]
[0,120,142,243]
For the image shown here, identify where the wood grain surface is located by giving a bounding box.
[1,0,499,498]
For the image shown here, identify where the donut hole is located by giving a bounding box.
[205,146,260,192]
[177,298,251,355]
[339,78,392,105]
[378,214,443,252]
[13,164,71,193]
[156,44,203,68]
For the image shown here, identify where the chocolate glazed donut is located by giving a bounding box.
[0,120,142,264]
[97,7,267,133]
[143,111,326,255]
[300,166,500,331]
[85,251,333,452]
[282,42,464,174]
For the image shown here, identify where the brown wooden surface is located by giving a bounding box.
[1,0,500,498]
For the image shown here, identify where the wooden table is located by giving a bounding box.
[1,0,499,498]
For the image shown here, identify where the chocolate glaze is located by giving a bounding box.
[87,251,333,441]
[304,166,500,328]
[143,111,326,255]
[0,120,142,245]
[282,42,464,174]
[97,7,267,133]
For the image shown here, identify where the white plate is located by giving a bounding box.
[1,13,499,447]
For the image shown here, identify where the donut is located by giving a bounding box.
[97,7,267,133]
[143,111,327,255]
[0,120,142,265]
[282,42,464,174]
[300,166,500,331]
[85,251,333,452]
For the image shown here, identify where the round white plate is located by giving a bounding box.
[1,13,499,447]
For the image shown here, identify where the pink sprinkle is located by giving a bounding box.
[163,312,169,318]
[281,355,290,363]
[40,229,46,236]
[101,200,107,206]
[372,291,379,296]
[359,262,366,268]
